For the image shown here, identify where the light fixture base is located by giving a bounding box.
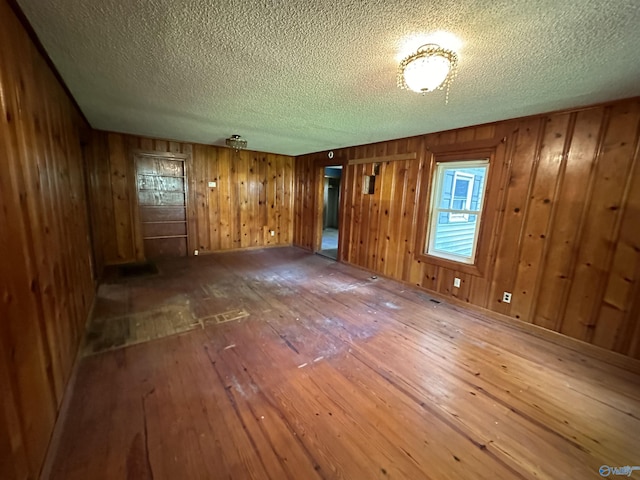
[225,134,247,151]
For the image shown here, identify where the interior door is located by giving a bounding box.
[135,153,188,258]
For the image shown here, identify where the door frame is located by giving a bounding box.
[131,150,193,260]
[313,159,347,260]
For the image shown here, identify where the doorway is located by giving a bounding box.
[135,152,188,259]
[319,166,341,259]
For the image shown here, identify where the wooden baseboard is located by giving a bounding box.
[337,258,640,375]
[194,243,294,256]
[435,291,640,375]
[102,243,295,267]
[39,289,98,479]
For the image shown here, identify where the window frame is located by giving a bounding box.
[415,146,498,277]
[426,159,489,264]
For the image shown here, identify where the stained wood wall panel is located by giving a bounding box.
[0,1,96,478]
[192,146,294,252]
[293,98,640,360]
[85,129,114,274]
[532,108,604,331]
[110,133,139,261]
[487,118,542,315]
[561,104,640,343]
[509,114,573,324]
[89,135,295,264]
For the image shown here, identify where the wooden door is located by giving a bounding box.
[135,153,188,258]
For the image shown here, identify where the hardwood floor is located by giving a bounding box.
[48,247,640,479]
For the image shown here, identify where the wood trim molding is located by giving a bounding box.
[442,292,640,375]
[341,258,640,375]
[348,152,416,166]
[414,146,501,277]
[130,149,189,159]
[425,136,507,155]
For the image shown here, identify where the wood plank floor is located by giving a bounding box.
[48,247,640,479]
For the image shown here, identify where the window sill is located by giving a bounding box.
[414,251,484,277]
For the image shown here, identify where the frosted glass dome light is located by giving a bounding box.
[398,44,458,101]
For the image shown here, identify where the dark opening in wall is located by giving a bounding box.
[363,175,376,194]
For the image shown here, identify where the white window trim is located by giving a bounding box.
[426,159,489,264]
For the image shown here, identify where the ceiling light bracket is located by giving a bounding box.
[225,134,247,151]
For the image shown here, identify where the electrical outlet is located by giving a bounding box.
[453,277,461,288]
[194,250,199,256]
[502,292,512,303]
[270,230,275,237]
[208,181,217,188]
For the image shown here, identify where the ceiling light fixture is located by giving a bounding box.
[397,43,458,102]
[225,134,247,151]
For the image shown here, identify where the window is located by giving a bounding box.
[449,171,474,222]
[426,159,489,264]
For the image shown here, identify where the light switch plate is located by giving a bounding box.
[453,277,461,288]
[208,181,217,188]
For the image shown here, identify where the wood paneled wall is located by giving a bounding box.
[0,1,96,478]
[191,144,293,253]
[88,132,294,265]
[294,99,640,360]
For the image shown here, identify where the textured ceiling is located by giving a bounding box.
[16,0,640,156]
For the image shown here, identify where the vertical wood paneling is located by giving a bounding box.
[218,147,233,250]
[349,162,364,263]
[359,146,376,268]
[275,154,285,244]
[588,109,640,348]
[266,153,277,246]
[627,281,640,359]
[384,159,402,278]
[464,134,508,305]
[293,157,304,247]
[194,144,210,251]
[560,103,640,342]
[599,133,640,354]
[532,108,605,330]
[405,141,425,287]
[140,137,153,150]
[488,118,544,313]
[282,154,293,245]
[85,130,114,273]
[395,159,411,280]
[230,151,241,248]
[367,146,385,271]
[237,151,249,247]
[107,133,135,262]
[0,337,29,480]
[208,147,221,251]
[510,113,573,323]
[91,136,295,262]
[248,153,259,247]
[0,1,95,477]
[293,98,640,359]
[257,153,268,245]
